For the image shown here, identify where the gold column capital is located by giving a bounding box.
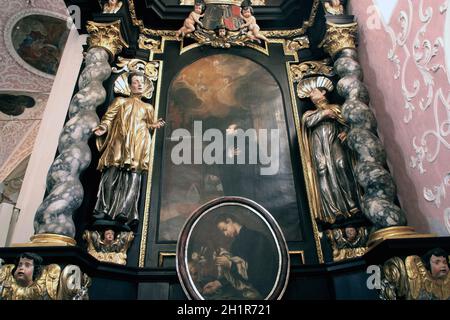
[319,21,358,58]
[86,20,129,60]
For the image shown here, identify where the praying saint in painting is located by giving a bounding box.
[178,198,289,300]
[196,213,277,299]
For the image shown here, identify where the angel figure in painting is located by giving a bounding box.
[176,3,205,39]
[240,6,268,43]
[92,71,165,230]
[102,0,123,14]
[302,87,360,224]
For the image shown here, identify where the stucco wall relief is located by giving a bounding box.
[351,0,450,235]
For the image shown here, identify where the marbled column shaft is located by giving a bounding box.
[33,48,111,237]
[335,48,407,230]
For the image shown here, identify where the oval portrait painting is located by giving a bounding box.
[177,197,290,300]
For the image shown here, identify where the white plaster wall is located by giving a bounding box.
[0,203,14,246]
[8,28,87,245]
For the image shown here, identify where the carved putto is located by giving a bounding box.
[0,253,90,300]
[176,3,205,39]
[323,0,344,15]
[102,0,123,14]
[326,226,368,261]
[380,248,450,300]
[175,1,269,48]
[240,6,268,43]
[83,229,135,265]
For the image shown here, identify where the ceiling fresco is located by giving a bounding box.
[0,1,68,191]
[11,14,70,76]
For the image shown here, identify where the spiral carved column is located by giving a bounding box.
[321,22,415,246]
[31,21,128,245]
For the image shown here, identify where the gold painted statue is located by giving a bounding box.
[83,229,134,265]
[302,88,360,224]
[380,248,450,300]
[102,0,123,14]
[0,252,90,300]
[93,72,165,230]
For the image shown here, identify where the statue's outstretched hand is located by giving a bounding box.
[93,125,107,136]
[151,118,166,129]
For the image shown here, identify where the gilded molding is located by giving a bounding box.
[290,59,334,81]
[113,57,159,81]
[290,60,335,99]
[86,20,129,59]
[367,226,436,247]
[332,247,367,261]
[142,29,177,38]
[138,59,164,268]
[128,0,142,28]
[285,36,310,55]
[23,233,77,246]
[129,0,320,40]
[262,0,321,38]
[181,29,269,53]
[319,22,358,58]
[138,34,162,51]
[158,252,177,267]
[288,250,305,264]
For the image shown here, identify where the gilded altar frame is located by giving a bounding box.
[120,0,327,268]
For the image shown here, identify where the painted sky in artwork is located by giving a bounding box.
[159,54,302,242]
